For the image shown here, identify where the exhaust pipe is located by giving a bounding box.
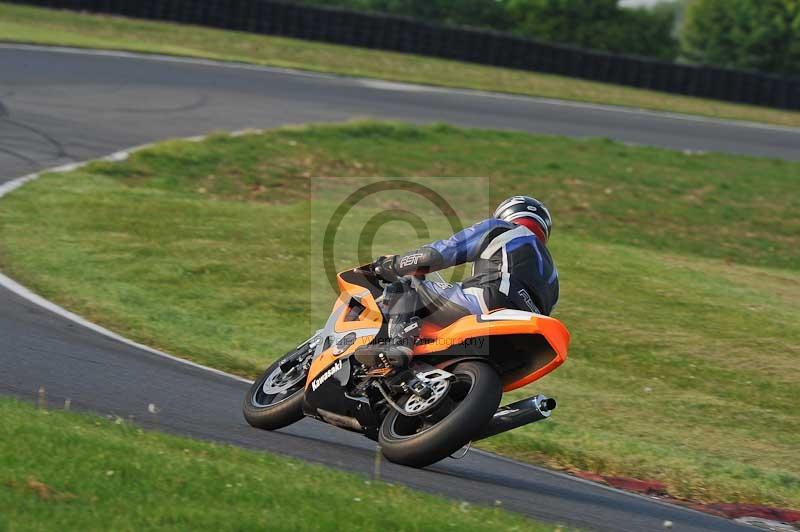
[317,408,364,433]
[475,394,556,441]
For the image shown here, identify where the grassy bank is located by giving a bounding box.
[1,2,800,128]
[0,123,797,508]
[0,399,546,531]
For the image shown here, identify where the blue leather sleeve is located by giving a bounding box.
[425,218,508,269]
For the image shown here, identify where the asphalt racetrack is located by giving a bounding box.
[3,45,798,531]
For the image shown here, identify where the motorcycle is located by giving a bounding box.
[243,264,569,467]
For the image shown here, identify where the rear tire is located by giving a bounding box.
[243,346,310,430]
[378,361,502,468]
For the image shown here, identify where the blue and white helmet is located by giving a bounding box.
[493,196,552,243]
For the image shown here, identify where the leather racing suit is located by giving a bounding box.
[381,218,559,327]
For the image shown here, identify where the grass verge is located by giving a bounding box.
[1,2,800,127]
[0,122,797,508]
[0,398,547,531]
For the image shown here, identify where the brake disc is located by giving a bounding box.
[261,361,306,395]
[403,369,453,415]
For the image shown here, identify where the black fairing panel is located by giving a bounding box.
[303,358,368,426]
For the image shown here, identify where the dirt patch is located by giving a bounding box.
[572,471,668,496]
[571,470,800,524]
[12,476,77,502]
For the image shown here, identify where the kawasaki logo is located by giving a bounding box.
[311,360,343,391]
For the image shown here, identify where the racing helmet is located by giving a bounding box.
[493,196,552,243]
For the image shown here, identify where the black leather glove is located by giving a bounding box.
[372,255,400,282]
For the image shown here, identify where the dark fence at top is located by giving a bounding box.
[10,0,800,110]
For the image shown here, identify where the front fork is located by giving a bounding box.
[278,334,320,374]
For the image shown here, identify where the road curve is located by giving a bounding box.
[2,45,793,531]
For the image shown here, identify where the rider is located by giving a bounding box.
[358,196,559,368]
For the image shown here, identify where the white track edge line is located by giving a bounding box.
[3,43,800,135]
[0,135,254,385]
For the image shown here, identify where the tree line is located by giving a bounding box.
[297,0,800,76]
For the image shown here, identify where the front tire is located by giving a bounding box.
[243,346,310,430]
[378,361,502,468]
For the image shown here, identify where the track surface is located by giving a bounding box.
[3,45,797,531]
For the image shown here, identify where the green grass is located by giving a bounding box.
[0,122,798,509]
[2,2,800,128]
[0,399,548,531]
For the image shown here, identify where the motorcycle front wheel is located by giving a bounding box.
[378,360,502,468]
[242,343,312,430]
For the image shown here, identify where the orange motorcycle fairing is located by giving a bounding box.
[415,309,569,392]
[304,266,569,400]
[305,268,384,390]
[333,270,384,333]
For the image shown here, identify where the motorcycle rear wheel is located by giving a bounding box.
[378,360,502,468]
[242,345,310,430]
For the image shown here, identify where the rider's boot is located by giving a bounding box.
[355,278,423,370]
[353,344,412,369]
[354,317,420,370]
